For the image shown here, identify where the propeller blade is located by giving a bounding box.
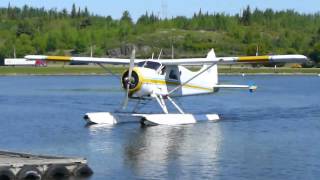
[122,88,129,109]
[122,48,136,110]
[128,48,135,80]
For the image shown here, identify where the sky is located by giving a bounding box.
[1,0,320,20]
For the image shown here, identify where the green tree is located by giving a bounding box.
[120,10,133,25]
[15,34,36,57]
[240,6,252,26]
[83,7,89,17]
[71,3,76,18]
[309,28,320,46]
[46,33,58,51]
[309,43,320,64]
[16,21,34,37]
[74,34,87,53]
[33,35,47,54]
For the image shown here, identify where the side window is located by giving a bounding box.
[169,70,178,80]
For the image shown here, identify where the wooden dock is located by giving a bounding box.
[0,150,93,180]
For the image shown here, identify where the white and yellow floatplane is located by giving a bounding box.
[25,49,307,126]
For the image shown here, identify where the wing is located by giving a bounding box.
[158,49,307,65]
[25,49,308,65]
[159,55,307,65]
[24,55,144,65]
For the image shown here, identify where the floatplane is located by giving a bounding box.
[25,49,307,126]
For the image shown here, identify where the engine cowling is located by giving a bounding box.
[121,70,140,93]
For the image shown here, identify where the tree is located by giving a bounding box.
[309,43,320,64]
[71,3,76,18]
[33,35,47,54]
[62,8,68,17]
[118,24,131,41]
[0,5,319,61]
[46,33,58,51]
[309,28,320,46]
[241,6,252,26]
[15,34,36,57]
[83,7,89,17]
[16,21,34,37]
[242,31,253,44]
[74,34,87,53]
[120,10,133,25]
[77,7,81,17]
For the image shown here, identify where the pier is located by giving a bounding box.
[0,150,93,180]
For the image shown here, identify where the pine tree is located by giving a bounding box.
[77,7,81,17]
[241,5,252,26]
[83,7,89,17]
[120,10,133,25]
[71,3,76,18]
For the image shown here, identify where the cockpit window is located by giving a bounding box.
[169,70,178,80]
[137,61,162,70]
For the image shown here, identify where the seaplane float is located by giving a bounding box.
[25,49,307,126]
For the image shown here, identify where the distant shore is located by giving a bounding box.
[0,66,320,76]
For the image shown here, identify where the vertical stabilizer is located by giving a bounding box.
[199,49,218,86]
[207,48,216,60]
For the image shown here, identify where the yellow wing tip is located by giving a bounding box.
[238,56,269,62]
[46,56,71,61]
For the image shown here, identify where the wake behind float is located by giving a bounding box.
[0,150,93,180]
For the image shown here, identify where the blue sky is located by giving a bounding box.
[1,0,320,20]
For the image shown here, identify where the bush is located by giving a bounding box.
[301,61,315,68]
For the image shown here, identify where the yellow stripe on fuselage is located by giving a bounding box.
[46,56,71,61]
[238,56,269,63]
[143,78,213,91]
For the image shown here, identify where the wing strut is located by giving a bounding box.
[96,63,119,79]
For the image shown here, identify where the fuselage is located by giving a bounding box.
[121,61,218,98]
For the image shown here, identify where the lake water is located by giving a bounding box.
[0,75,320,180]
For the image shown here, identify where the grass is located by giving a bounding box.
[0,65,320,75]
[0,66,124,75]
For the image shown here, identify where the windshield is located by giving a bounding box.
[137,61,162,70]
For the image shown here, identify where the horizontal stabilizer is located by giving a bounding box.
[214,84,257,92]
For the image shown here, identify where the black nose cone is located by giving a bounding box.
[122,70,139,90]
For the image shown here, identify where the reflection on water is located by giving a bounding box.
[88,123,223,179]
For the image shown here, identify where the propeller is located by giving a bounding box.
[122,48,136,110]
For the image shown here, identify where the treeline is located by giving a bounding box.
[0,4,320,66]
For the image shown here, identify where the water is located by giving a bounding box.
[0,75,320,180]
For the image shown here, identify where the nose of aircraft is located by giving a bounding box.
[121,69,140,92]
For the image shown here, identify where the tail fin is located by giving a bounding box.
[207,48,216,60]
[199,49,218,86]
